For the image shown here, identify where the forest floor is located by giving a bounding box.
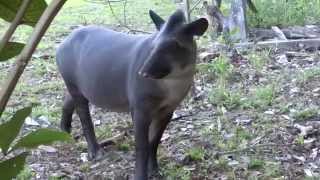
[1,0,320,179]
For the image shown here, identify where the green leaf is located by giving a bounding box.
[0,107,31,154]
[0,42,25,61]
[0,152,28,180]
[0,0,47,27]
[12,128,71,150]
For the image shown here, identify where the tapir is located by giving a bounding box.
[56,9,208,179]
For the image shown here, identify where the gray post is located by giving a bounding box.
[183,0,191,22]
[229,0,248,42]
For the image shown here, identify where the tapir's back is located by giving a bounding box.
[56,26,150,111]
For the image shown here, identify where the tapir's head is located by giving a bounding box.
[139,9,208,79]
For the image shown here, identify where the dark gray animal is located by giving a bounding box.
[56,9,208,180]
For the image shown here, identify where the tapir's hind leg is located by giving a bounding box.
[70,91,104,160]
[60,91,75,133]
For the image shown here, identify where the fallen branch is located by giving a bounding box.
[210,38,320,51]
[271,26,287,40]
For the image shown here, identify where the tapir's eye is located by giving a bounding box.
[164,40,181,50]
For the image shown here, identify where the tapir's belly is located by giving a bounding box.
[75,56,131,112]
[79,77,130,112]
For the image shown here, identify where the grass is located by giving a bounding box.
[247,0,320,27]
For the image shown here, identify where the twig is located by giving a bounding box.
[85,0,125,3]
[0,0,67,115]
[171,114,193,121]
[99,131,128,147]
[0,0,32,53]
[105,0,151,34]
[123,0,127,25]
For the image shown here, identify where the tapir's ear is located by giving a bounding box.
[149,10,165,31]
[183,18,209,36]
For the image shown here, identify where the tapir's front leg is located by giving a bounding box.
[132,109,151,180]
[148,111,173,174]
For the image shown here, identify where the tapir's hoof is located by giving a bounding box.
[88,147,105,161]
[148,163,160,177]
[60,124,71,134]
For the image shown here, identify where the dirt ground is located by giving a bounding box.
[1,1,320,179]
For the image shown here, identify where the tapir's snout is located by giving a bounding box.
[139,58,171,79]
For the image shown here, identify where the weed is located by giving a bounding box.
[96,124,113,140]
[264,161,282,177]
[248,158,265,170]
[186,147,205,162]
[293,108,319,122]
[16,166,34,180]
[294,135,305,145]
[297,67,320,85]
[247,50,269,71]
[118,142,130,152]
[247,85,276,110]
[197,55,233,83]
[214,157,229,171]
[161,163,191,180]
[79,163,90,172]
[209,86,242,110]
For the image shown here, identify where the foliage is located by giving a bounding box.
[0,42,25,61]
[0,1,69,179]
[0,107,71,180]
[0,0,47,27]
